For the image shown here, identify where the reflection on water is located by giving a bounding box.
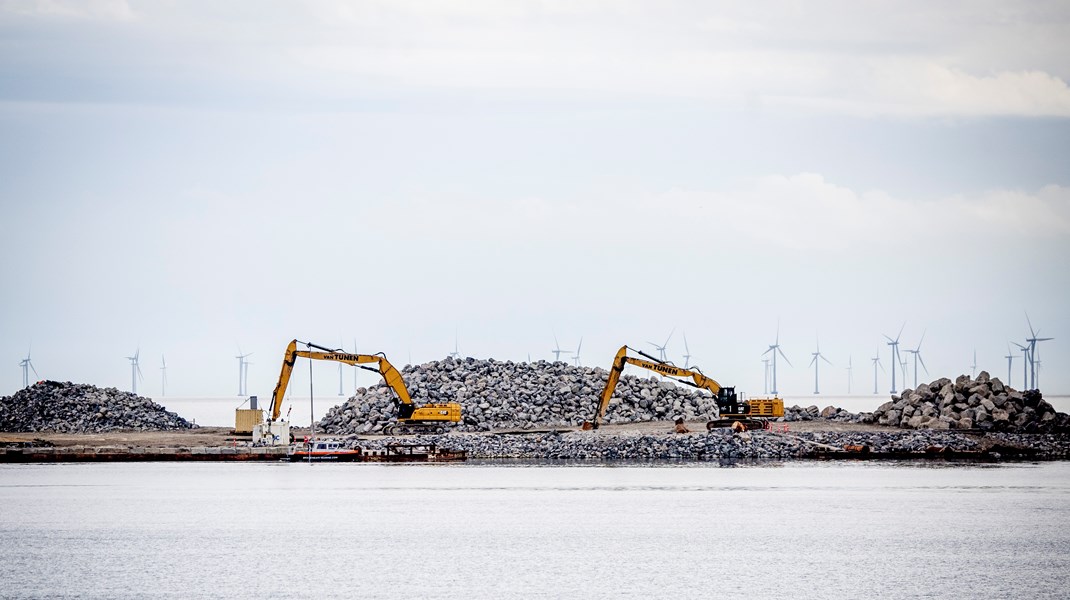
[1,461,1069,598]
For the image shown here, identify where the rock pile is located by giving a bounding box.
[319,357,721,435]
[783,404,869,423]
[871,372,1069,432]
[0,381,195,433]
[349,429,1070,460]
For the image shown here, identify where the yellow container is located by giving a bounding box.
[234,409,264,434]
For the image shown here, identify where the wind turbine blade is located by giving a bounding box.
[683,332,690,354]
[883,334,894,343]
[1013,341,1027,350]
[663,327,676,347]
[916,329,926,350]
[761,347,773,357]
[821,355,833,366]
[809,355,817,367]
[778,347,793,367]
[896,322,906,343]
[576,337,583,354]
[918,354,929,375]
[30,363,39,377]
[1026,311,1037,338]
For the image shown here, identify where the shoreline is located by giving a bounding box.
[3,422,1068,463]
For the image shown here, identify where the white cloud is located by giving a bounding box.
[3,2,1070,116]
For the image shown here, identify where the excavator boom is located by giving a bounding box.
[251,339,460,445]
[268,339,412,422]
[585,345,782,430]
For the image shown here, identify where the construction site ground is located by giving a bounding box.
[0,420,887,449]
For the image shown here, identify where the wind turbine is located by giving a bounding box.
[970,349,977,378]
[846,356,853,394]
[551,332,569,362]
[883,323,905,394]
[1004,344,1016,387]
[235,350,251,396]
[809,337,832,395]
[647,327,675,362]
[126,349,143,394]
[871,348,884,395]
[1025,313,1053,390]
[19,347,38,388]
[449,330,461,360]
[682,333,693,369]
[761,323,791,396]
[1013,342,1029,389]
[572,337,583,367]
[160,355,167,397]
[904,331,928,388]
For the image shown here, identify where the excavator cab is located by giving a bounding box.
[716,387,748,417]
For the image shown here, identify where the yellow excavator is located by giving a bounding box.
[250,339,461,445]
[583,345,784,431]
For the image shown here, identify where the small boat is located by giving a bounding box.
[287,439,362,462]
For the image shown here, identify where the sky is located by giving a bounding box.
[1,0,1068,402]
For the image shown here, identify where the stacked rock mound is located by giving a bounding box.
[871,372,1069,432]
[783,404,869,423]
[0,381,195,433]
[319,357,721,434]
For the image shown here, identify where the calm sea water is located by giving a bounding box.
[2,461,1069,599]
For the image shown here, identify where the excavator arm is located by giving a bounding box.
[586,346,726,429]
[267,339,412,423]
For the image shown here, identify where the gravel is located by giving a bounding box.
[0,380,195,433]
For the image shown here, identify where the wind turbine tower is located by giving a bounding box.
[904,331,928,388]
[1004,345,1016,387]
[126,349,143,395]
[761,323,791,396]
[338,338,345,396]
[19,348,38,388]
[1013,342,1029,389]
[235,351,251,396]
[762,358,770,395]
[884,324,905,394]
[648,328,675,362]
[971,350,977,378]
[449,331,461,360]
[846,356,853,394]
[160,355,167,397]
[809,338,832,395]
[871,348,884,395]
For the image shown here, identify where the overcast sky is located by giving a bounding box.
[1,0,1068,402]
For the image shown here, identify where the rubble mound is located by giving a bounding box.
[0,381,196,433]
[871,372,1069,432]
[319,357,721,434]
